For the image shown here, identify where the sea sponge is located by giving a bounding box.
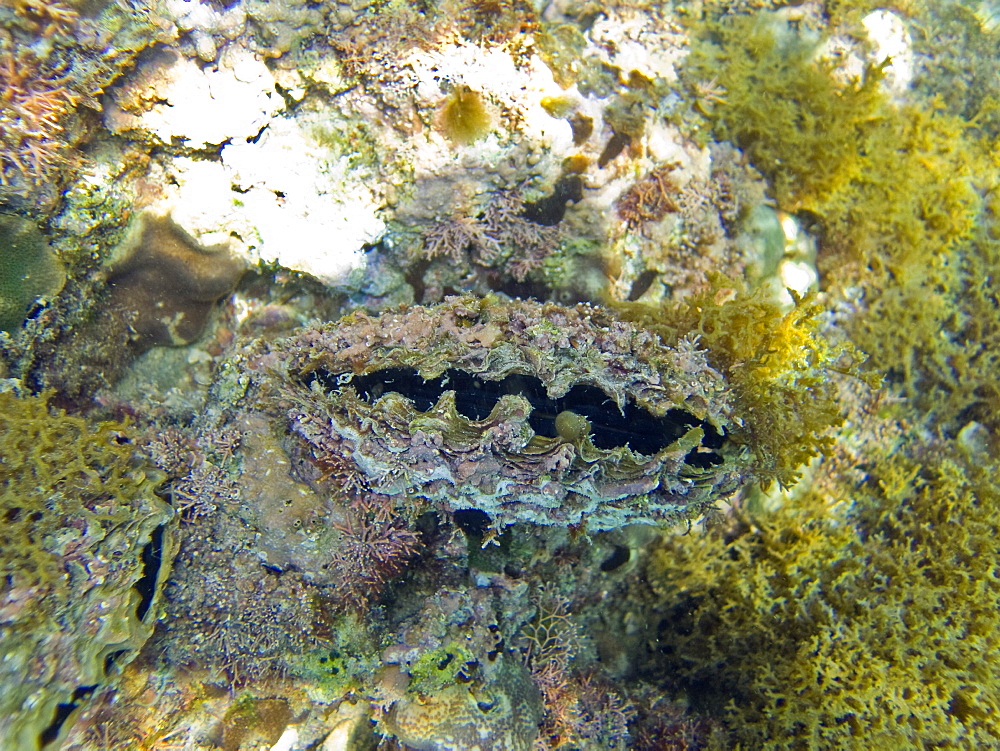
[0,391,176,750]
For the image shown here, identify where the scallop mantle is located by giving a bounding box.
[238,296,753,531]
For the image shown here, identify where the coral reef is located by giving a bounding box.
[0,391,176,750]
[6,1,1000,749]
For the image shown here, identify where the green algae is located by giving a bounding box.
[408,642,479,694]
[0,215,65,332]
[650,437,1000,748]
[680,5,995,435]
[634,5,1000,746]
[683,12,888,210]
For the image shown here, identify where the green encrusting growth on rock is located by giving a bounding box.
[0,214,65,332]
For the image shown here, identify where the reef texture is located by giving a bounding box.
[7,1,1000,748]
[231,295,752,531]
[0,391,176,750]
[387,654,542,750]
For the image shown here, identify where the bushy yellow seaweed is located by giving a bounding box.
[0,391,175,749]
[649,436,1000,748]
[643,6,1000,748]
[613,281,866,488]
[682,8,994,438]
[683,12,888,209]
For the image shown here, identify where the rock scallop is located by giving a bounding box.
[231,295,753,531]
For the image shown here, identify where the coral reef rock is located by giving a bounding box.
[229,295,753,531]
[387,654,542,751]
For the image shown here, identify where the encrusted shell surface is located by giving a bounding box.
[0,393,177,750]
[233,295,752,530]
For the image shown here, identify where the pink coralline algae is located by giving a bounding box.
[227,295,754,532]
